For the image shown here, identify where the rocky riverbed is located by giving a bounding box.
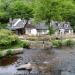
[0,47,75,75]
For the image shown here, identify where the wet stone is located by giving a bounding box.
[14,70,29,75]
[61,71,75,75]
[30,68,39,74]
[51,70,61,75]
[61,71,70,75]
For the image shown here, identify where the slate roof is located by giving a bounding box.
[51,21,72,30]
[8,19,34,30]
[35,22,48,30]
[8,20,26,30]
[12,19,19,25]
[12,20,26,30]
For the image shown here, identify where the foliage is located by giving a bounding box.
[0,29,19,49]
[0,0,75,33]
[33,0,75,22]
[0,0,33,24]
[0,29,30,50]
[7,49,13,55]
[68,15,75,32]
[52,40,62,48]
[0,0,11,23]
[8,1,33,19]
[48,26,55,35]
[33,0,75,33]
[0,51,3,58]
[63,39,75,46]
[22,41,30,49]
[0,23,7,29]
[52,39,75,48]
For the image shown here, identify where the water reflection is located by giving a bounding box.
[0,55,19,75]
[0,65,17,75]
[0,55,18,66]
[1,47,75,75]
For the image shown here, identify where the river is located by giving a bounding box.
[0,47,75,75]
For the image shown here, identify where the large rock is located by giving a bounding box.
[0,48,23,57]
[11,48,23,54]
[17,63,32,70]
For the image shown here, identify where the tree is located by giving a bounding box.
[33,0,75,34]
[8,1,33,20]
[67,0,75,32]
[0,0,13,23]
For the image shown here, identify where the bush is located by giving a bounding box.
[48,26,56,35]
[7,49,13,55]
[0,51,3,58]
[22,41,30,49]
[52,39,75,48]
[0,29,19,49]
[52,40,62,48]
[0,23,7,29]
[64,39,75,46]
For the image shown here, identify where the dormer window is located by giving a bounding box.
[64,24,68,27]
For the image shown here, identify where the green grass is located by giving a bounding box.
[52,40,62,48]
[0,23,7,29]
[51,39,75,48]
[0,40,30,51]
[0,29,30,51]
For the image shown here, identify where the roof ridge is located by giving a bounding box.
[13,19,21,27]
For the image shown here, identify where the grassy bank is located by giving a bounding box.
[0,29,30,57]
[51,39,75,48]
[0,29,30,51]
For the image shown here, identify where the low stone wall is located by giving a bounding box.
[0,48,23,57]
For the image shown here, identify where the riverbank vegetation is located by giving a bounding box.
[0,0,75,56]
[0,29,30,57]
[52,39,75,48]
[0,29,30,51]
[0,29,19,49]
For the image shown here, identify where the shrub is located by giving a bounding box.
[22,41,30,49]
[48,26,56,35]
[0,51,3,58]
[52,39,75,48]
[52,40,62,48]
[0,23,7,29]
[7,49,13,55]
[0,29,19,49]
[64,39,75,46]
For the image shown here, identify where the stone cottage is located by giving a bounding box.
[7,18,35,35]
[7,19,73,35]
[50,21,73,34]
[35,22,49,35]
[7,19,49,35]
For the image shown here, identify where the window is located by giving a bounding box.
[65,29,69,33]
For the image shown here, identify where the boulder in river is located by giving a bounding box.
[17,62,32,70]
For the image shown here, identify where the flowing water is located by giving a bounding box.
[0,47,75,75]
